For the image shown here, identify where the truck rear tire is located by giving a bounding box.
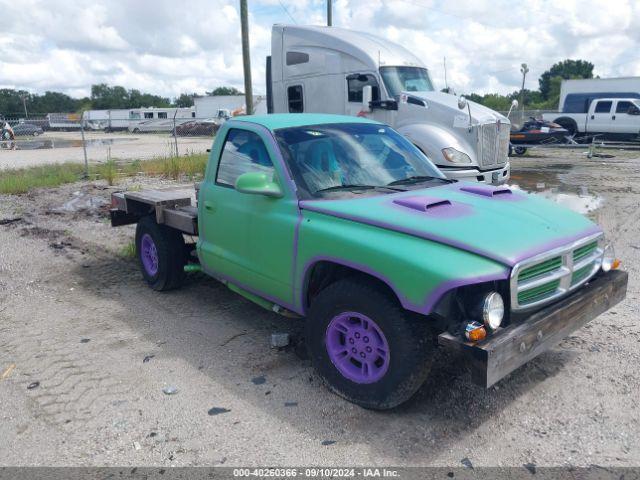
[306,278,434,410]
[554,117,578,136]
[135,216,186,291]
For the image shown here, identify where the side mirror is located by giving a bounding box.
[457,96,467,110]
[507,99,519,119]
[362,85,373,113]
[235,172,283,198]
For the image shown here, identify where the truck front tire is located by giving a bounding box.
[306,278,434,410]
[135,216,186,291]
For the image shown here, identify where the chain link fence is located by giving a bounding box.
[497,109,559,130]
[0,112,220,177]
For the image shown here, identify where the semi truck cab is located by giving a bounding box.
[266,25,511,185]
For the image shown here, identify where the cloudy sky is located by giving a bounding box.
[1,0,639,99]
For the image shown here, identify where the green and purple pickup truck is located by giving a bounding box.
[110,113,627,409]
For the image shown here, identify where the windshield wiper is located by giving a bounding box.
[315,184,380,193]
[387,175,449,186]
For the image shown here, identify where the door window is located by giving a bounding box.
[216,129,275,187]
[594,101,612,114]
[347,74,380,102]
[287,85,304,113]
[144,112,153,119]
[616,101,634,114]
[158,112,168,119]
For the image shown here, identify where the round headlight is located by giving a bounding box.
[482,292,504,330]
[602,244,616,272]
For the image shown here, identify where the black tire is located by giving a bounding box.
[306,277,434,410]
[135,216,186,291]
[554,117,577,136]
[133,128,140,134]
[514,146,527,156]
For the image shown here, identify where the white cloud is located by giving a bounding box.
[0,0,638,100]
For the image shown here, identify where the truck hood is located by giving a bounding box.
[299,183,601,267]
[401,90,508,125]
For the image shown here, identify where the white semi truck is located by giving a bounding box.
[266,25,511,185]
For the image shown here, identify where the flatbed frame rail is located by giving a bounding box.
[110,187,198,235]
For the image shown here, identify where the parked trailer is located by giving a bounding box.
[558,77,640,110]
[46,113,82,130]
[83,109,132,131]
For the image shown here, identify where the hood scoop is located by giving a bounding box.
[392,195,472,218]
[393,196,451,212]
[460,185,513,198]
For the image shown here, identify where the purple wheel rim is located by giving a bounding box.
[140,233,159,276]
[325,312,390,384]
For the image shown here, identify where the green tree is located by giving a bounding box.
[207,86,243,96]
[538,59,594,100]
[175,93,198,107]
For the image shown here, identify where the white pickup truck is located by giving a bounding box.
[543,97,640,141]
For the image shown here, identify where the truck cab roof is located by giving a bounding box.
[272,24,425,72]
[229,113,380,131]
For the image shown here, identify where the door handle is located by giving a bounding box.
[204,200,216,212]
[591,115,595,120]
[612,115,616,120]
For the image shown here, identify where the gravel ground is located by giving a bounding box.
[0,148,639,467]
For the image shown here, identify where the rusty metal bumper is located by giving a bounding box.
[438,270,628,388]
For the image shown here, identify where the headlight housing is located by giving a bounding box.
[601,244,618,272]
[482,292,504,330]
[442,147,472,164]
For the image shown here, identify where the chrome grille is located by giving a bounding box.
[478,121,510,168]
[510,233,604,310]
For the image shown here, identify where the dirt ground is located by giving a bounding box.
[0,148,639,467]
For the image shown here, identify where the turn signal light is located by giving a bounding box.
[464,321,487,342]
[612,259,621,270]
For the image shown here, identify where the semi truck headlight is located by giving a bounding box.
[601,244,620,272]
[442,147,472,164]
[482,292,504,330]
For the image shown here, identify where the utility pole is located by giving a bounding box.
[443,56,448,93]
[327,0,332,26]
[519,63,529,113]
[20,94,28,118]
[240,0,253,115]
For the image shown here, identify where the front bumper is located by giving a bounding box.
[440,162,510,185]
[438,270,628,388]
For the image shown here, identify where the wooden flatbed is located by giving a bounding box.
[110,185,199,235]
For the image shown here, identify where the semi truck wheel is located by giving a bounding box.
[306,278,434,410]
[135,216,186,291]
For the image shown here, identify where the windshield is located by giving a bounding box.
[275,123,445,199]
[380,66,434,97]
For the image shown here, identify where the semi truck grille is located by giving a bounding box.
[478,121,510,169]
[510,233,604,310]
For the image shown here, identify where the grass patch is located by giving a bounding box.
[119,241,136,259]
[136,152,208,180]
[0,152,209,195]
[0,163,85,194]
[96,158,118,186]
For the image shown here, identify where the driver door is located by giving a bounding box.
[198,125,300,306]
[345,73,394,125]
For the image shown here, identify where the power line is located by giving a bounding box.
[277,0,297,24]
